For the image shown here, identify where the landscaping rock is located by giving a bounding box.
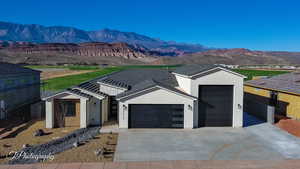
[33,129,45,137]
[9,126,100,165]
[94,148,103,156]
[22,144,30,148]
[73,141,79,147]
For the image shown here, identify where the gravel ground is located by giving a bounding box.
[8,127,100,165]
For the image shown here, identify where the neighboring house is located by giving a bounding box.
[244,72,300,120]
[0,62,41,120]
[44,65,245,129]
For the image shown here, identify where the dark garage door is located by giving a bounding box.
[129,104,184,128]
[198,85,233,127]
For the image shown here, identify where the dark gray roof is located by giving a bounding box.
[100,78,130,89]
[97,69,178,89]
[0,62,41,75]
[173,64,220,76]
[116,79,197,100]
[77,81,108,97]
[245,72,300,95]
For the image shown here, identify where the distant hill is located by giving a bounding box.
[0,21,209,56]
[154,48,300,65]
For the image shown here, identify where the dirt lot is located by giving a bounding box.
[0,120,78,164]
[276,119,300,137]
[40,69,95,80]
[0,120,118,164]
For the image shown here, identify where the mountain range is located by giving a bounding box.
[1,21,300,65]
[0,21,208,56]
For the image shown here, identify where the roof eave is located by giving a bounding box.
[42,91,90,101]
[116,85,197,101]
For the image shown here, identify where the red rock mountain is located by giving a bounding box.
[1,42,152,59]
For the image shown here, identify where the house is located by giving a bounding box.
[244,72,300,120]
[44,65,245,129]
[0,62,41,120]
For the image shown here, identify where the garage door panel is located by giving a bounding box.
[198,85,233,127]
[129,104,184,128]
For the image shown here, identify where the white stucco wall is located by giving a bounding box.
[80,99,88,128]
[99,83,127,96]
[118,88,196,129]
[174,74,192,94]
[190,70,244,127]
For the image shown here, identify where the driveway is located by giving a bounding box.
[114,123,300,162]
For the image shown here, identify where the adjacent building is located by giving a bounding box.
[0,62,41,120]
[44,65,245,129]
[244,72,300,120]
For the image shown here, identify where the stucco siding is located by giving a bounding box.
[174,74,192,94]
[118,88,196,129]
[191,70,244,127]
[244,85,270,98]
[45,100,54,128]
[99,83,127,96]
[101,97,109,123]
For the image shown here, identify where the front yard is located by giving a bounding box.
[0,120,118,164]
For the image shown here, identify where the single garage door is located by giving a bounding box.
[198,85,233,127]
[129,104,184,128]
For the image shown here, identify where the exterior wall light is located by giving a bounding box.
[188,105,193,110]
[123,105,127,110]
[238,104,242,109]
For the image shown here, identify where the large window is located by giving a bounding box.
[62,101,76,117]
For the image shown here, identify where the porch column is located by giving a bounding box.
[45,99,54,128]
[80,99,88,128]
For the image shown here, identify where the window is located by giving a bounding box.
[62,101,76,117]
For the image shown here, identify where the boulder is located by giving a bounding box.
[22,144,30,148]
[33,129,45,137]
[73,142,79,148]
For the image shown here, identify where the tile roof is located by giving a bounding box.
[173,64,219,76]
[0,62,41,75]
[97,68,178,89]
[116,79,197,100]
[245,72,300,95]
[77,81,108,97]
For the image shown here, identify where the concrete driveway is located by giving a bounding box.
[114,123,300,162]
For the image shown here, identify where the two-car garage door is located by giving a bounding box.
[129,104,184,128]
[127,85,234,128]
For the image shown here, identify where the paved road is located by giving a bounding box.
[1,160,300,169]
[114,123,300,162]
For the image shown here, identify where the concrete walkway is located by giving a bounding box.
[1,160,300,169]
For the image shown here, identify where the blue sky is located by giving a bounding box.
[1,0,300,51]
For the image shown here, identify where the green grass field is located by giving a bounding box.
[234,69,289,81]
[41,65,290,91]
[41,65,180,91]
